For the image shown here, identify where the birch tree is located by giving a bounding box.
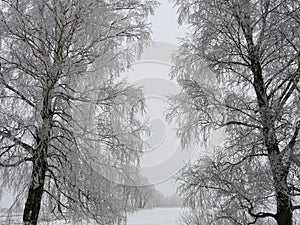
[169,0,300,224]
[0,0,157,224]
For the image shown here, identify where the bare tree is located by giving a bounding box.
[0,0,157,224]
[168,0,300,224]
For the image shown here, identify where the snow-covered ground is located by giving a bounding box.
[0,207,183,225]
[127,207,182,225]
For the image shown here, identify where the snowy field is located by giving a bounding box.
[127,207,182,225]
[0,207,183,225]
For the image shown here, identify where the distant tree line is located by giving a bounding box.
[123,176,183,210]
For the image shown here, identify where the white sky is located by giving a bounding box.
[130,0,189,196]
[150,0,187,44]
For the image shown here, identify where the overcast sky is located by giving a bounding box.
[150,0,186,44]
[133,0,188,196]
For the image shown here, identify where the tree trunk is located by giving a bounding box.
[248,39,293,225]
[267,144,293,225]
[23,154,47,225]
[276,190,293,225]
[23,99,51,224]
[272,160,293,225]
[138,198,143,209]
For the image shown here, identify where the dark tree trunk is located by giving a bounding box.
[271,160,293,225]
[23,153,47,225]
[276,190,293,225]
[138,198,143,209]
[248,50,293,225]
[23,94,51,224]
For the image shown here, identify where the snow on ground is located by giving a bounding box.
[0,207,183,225]
[127,207,182,225]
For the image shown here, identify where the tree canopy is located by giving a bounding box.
[0,0,157,224]
[169,0,300,224]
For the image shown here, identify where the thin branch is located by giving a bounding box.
[0,157,32,167]
[0,130,34,154]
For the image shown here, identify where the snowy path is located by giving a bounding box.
[127,207,182,225]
